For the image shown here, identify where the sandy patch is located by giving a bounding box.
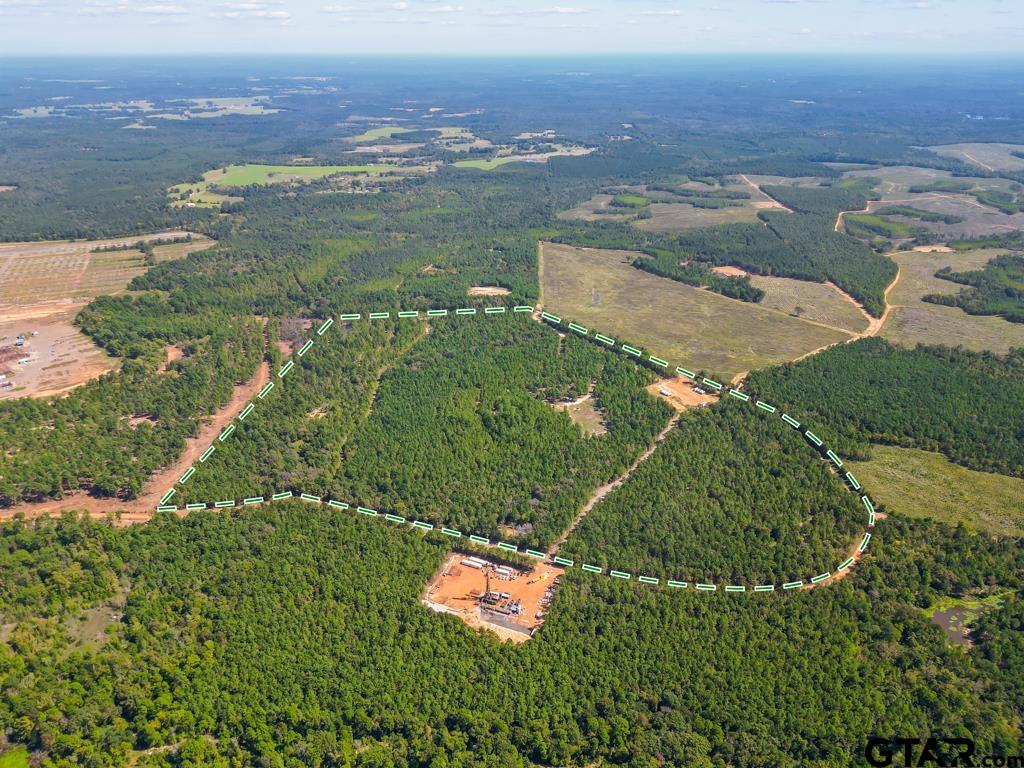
[711,265,749,277]
[912,244,954,253]
[0,186,16,193]
[423,552,564,643]
[647,377,719,411]
[157,344,184,373]
[468,285,511,296]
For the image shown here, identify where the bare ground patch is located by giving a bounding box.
[468,285,511,296]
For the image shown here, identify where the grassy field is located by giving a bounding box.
[344,125,415,143]
[881,248,1024,352]
[636,202,763,231]
[0,748,29,768]
[748,274,870,334]
[453,156,527,170]
[169,163,428,207]
[929,142,1024,173]
[848,446,1024,537]
[539,242,851,380]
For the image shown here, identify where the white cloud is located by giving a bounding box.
[208,2,289,19]
[640,9,681,15]
[320,3,353,11]
[486,5,588,16]
[138,4,188,13]
[428,4,463,12]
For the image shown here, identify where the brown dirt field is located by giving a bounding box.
[912,245,954,253]
[0,305,118,400]
[711,265,748,277]
[646,377,718,411]
[0,360,270,523]
[157,344,184,373]
[468,285,511,296]
[0,232,212,400]
[423,553,564,642]
[0,186,16,193]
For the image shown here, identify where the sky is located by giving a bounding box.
[0,0,1021,56]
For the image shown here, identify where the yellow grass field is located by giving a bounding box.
[881,248,1024,352]
[539,242,852,380]
[848,446,1024,537]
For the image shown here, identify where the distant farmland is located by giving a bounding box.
[539,242,852,380]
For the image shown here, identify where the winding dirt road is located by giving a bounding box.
[0,361,270,524]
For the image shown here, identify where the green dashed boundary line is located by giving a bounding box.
[158,303,878,594]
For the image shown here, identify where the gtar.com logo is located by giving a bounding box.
[865,737,1024,767]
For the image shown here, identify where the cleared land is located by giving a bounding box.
[170,163,431,207]
[539,242,852,380]
[748,273,871,334]
[422,553,564,643]
[0,232,212,399]
[841,166,1024,237]
[929,143,1024,173]
[880,248,1024,352]
[847,445,1024,537]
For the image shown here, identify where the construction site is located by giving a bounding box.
[422,552,565,643]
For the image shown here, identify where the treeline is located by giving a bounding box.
[746,338,1024,477]
[561,402,864,584]
[925,254,1024,323]
[674,211,897,316]
[0,296,263,504]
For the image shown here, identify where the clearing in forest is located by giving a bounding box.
[169,163,433,207]
[538,242,853,380]
[0,232,213,399]
[880,247,1024,352]
[422,553,565,643]
[847,445,1024,538]
[928,142,1024,173]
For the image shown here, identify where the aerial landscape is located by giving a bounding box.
[1,1,1023,766]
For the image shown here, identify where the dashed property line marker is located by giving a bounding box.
[164,304,879,594]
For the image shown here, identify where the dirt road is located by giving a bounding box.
[0,360,270,524]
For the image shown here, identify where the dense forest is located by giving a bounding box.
[1,506,1021,767]
[561,402,865,584]
[747,339,1024,477]
[3,58,1024,766]
[179,316,673,549]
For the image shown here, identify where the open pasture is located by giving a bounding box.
[881,247,1024,352]
[848,445,1024,537]
[539,242,852,380]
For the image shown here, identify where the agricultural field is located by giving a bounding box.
[881,247,1024,351]
[928,142,1024,173]
[0,232,212,399]
[454,143,593,170]
[539,242,853,380]
[847,446,1024,538]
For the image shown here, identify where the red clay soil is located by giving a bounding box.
[0,361,270,524]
